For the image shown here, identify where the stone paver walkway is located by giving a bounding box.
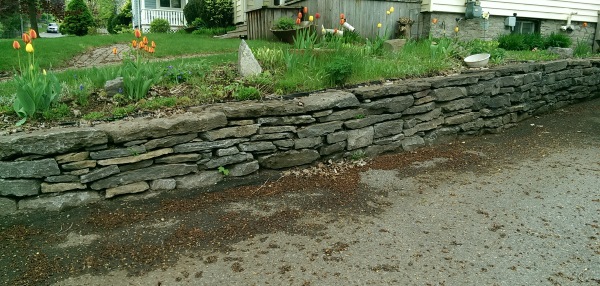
[67,44,132,68]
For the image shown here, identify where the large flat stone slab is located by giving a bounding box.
[89,164,197,190]
[259,150,320,169]
[0,179,40,197]
[18,191,101,212]
[0,159,60,179]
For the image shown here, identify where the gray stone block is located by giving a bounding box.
[105,181,149,198]
[229,161,260,177]
[238,39,262,77]
[294,137,323,149]
[0,159,60,179]
[45,175,80,183]
[90,164,197,190]
[200,124,259,141]
[144,134,197,150]
[0,197,17,215]
[80,165,120,184]
[0,129,107,160]
[18,191,101,212]
[0,179,40,196]
[41,182,86,193]
[347,127,374,150]
[174,138,247,153]
[215,147,240,157]
[90,145,147,160]
[373,119,404,139]
[239,142,277,152]
[259,150,320,169]
[154,154,201,164]
[432,87,467,101]
[150,179,176,191]
[204,153,253,169]
[297,121,343,138]
[55,152,90,164]
[175,171,223,190]
[402,136,425,151]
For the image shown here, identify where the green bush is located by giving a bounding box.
[108,0,132,34]
[184,0,232,28]
[545,32,572,48]
[573,39,592,57]
[60,0,95,36]
[522,33,545,50]
[498,33,527,51]
[324,56,353,86]
[150,18,170,33]
[273,17,296,30]
[184,0,204,26]
[234,86,261,100]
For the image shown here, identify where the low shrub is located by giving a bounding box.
[324,55,353,86]
[544,32,572,48]
[234,86,261,100]
[150,18,170,33]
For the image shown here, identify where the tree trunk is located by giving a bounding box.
[26,0,40,37]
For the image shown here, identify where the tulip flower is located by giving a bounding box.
[432,18,438,24]
[340,13,345,19]
[143,36,148,44]
[112,47,118,54]
[151,41,156,48]
[377,23,382,28]
[134,29,141,38]
[309,15,314,22]
[583,22,588,28]
[22,33,31,44]
[26,43,34,53]
[43,69,47,76]
[340,19,345,25]
[296,18,301,25]
[454,26,459,33]
[12,40,20,50]
[132,40,137,48]
[315,13,320,19]
[390,7,394,13]
[303,6,308,14]
[387,10,391,15]
[29,29,37,39]
[298,12,303,19]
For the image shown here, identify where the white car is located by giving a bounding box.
[47,23,59,33]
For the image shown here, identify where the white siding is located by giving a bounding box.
[427,0,599,23]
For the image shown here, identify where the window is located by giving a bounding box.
[160,0,181,8]
[514,20,539,34]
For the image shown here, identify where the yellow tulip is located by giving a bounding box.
[390,7,394,12]
[43,69,47,76]
[377,23,382,28]
[25,43,34,53]
[454,26,459,33]
[387,10,391,15]
[309,15,314,22]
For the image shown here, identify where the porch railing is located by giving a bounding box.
[141,9,186,28]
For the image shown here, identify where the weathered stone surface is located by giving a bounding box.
[351,80,431,100]
[96,112,226,143]
[347,127,374,150]
[105,181,149,198]
[543,60,569,73]
[432,87,467,102]
[104,77,124,97]
[294,137,323,149]
[0,179,40,196]
[229,161,260,177]
[61,160,97,171]
[403,102,436,115]
[430,74,480,88]
[200,125,259,141]
[64,168,90,176]
[90,146,147,160]
[383,38,407,52]
[547,47,573,59]
[414,95,435,105]
[318,109,367,122]
[90,164,197,190]
[56,152,90,164]
[45,175,80,183]
[41,182,86,193]
[273,140,295,148]
[18,191,101,212]
[154,154,201,164]
[312,110,333,117]
[79,165,120,184]
[174,139,246,153]
[0,159,60,179]
[364,142,402,157]
[204,153,253,169]
[98,148,173,166]
[410,108,443,123]
[320,142,346,155]
[175,171,223,190]
[362,95,414,114]
[258,126,297,134]
[119,160,154,172]
[374,134,405,145]
[297,121,343,138]
[215,147,239,157]
[445,112,481,125]
[326,131,348,144]
[259,150,320,169]
[197,91,358,118]
[258,115,315,126]
[144,134,197,150]
[373,120,404,138]
[0,198,17,215]
[238,142,277,152]
[404,118,444,136]
[344,113,402,130]
[0,128,107,160]
[238,39,262,77]
[251,133,294,141]
[402,136,425,151]
[150,179,176,191]
[440,98,475,112]
[124,140,148,147]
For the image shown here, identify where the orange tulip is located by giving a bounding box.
[144,46,149,52]
[12,40,20,50]
[22,33,31,44]
[295,18,301,25]
[151,41,156,48]
[340,19,345,25]
[315,13,320,19]
[149,47,155,53]
[29,29,37,39]
[582,22,588,28]
[298,12,302,19]
[143,36,148,44]
[112,47,117,54]
[432,18,438,24]
[334,28,338,34]
[134,29,141,38]
[303,7,308,14]
[132,40,137,48]
[340,13,345,19]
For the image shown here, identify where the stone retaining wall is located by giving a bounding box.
[1,59,599,214]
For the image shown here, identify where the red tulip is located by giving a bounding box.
[303,7,308,14]
[134,29,142,38]
[295,18,301,25]
[22,33,31,44]
[315,13,320,19]
[340,19,345,25]
[340,13,345,19]
[298,12,303,19]
[12,40,20,50]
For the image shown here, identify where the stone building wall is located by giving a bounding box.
[1,58,599,215]
[420,12,598,50]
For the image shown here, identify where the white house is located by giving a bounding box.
[131,0,188,32]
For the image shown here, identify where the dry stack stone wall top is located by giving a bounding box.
[1,59,599,215]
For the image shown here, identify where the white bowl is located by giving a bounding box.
[464,53,490,68]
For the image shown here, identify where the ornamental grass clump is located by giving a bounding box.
[121,29,162,101]
[11,29,62,126]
